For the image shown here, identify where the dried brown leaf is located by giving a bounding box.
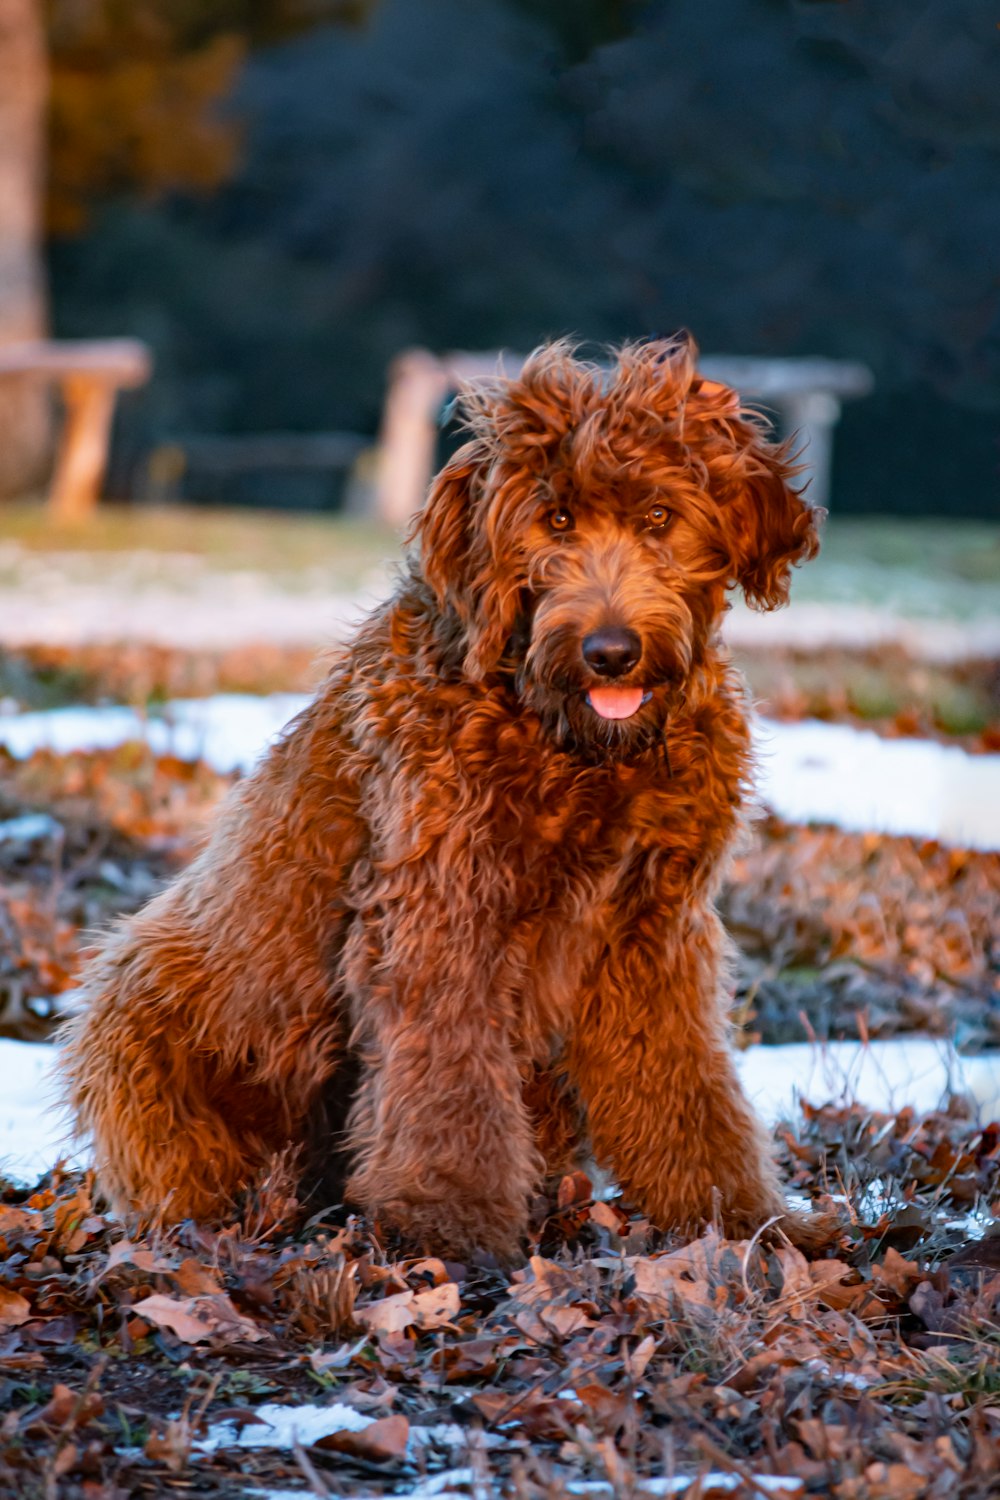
[0,1287,31,1329]
[131,1292,265,1345]
[314,1412,410,1462]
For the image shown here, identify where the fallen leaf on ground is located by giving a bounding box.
[0,1288,31,1329]
[131,1293,265,1345]
[314,1413,409,1462]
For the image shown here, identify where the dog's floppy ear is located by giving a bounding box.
[417,442,480,612]
[686,379,822,611]
[415,439,521,680]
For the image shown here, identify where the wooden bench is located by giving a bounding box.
[0,339,152,522]
[375,347,873,527]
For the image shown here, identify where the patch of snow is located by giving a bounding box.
[250,1465,803,1500]
[247,1492,317,1500]
[0,582,368,652]
[0,696,997,850]
[0,1039,80,1183]
[378,1474,480,1500]
[804,1360,875,1392]
[394,1473,479,1498]
[2,537,997,661]
[736,1038,1000,1126]
[567,1479,803,1497]
[754,717,1000,851]
[250,1476,485,1500]
[724,600,1000,662]
[943,1212,992,1242]
[199,1401,370,1452]
[0,812,62,843]
[198,1401,500,1459]
[0,695,311,776]
[418,1424,500,1452]
[247,1492,322,1500]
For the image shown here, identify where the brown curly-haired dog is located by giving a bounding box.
[61,335,821,1257]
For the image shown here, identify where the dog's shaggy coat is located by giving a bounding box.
[61,337,822,1256]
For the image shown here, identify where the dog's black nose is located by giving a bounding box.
[581,627,643,677]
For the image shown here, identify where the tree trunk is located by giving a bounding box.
[0,0,51,497]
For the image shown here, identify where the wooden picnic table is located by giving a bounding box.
[0,338,152,522]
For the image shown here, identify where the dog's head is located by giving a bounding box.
[415,336,821,757]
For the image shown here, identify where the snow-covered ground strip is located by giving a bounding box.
[3,1036,998,1187]
[200,1400,369,1451]
[723,599,1000,663]
[565,1481,802,1498]
[1,694,998,850]
[0,555,392,653]
[198,1401,499,1458]
[250,1481,801,1500]
[753,718,1000,850]
[199,1401,806,1494]
[248,1479,482,1500]
[247,1469,801,1499]
[0,1038,76,1176]
[736,1037,1000,1125]
[0,1040,77,1180]
[0,694,309,772]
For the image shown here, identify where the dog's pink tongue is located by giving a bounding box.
[587,686,645,720]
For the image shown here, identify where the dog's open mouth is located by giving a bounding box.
[586,687,652,721]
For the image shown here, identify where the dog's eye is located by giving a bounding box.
[548,509,574,533]
[645,504,670,530]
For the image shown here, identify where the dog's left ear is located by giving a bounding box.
[686,379,823,611]
[415,439,522,680]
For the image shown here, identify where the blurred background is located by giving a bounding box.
[0,0,998,515]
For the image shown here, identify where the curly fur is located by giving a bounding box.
[59,336,822,1256]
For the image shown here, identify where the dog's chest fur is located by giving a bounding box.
[351,647,751,1050]
[492,749,737,1047]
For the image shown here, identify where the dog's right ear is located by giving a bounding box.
[415,439,522,681]
[415,440,482,622]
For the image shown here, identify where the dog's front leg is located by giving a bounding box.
[570,904,787,1239]
[343,903,538,1261]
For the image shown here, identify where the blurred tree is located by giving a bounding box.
[510,0,639,64]
[45,0,373,232]
[0,0,52,498]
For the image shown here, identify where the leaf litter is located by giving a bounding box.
[0,1097,998,1498]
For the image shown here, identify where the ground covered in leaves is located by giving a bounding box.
[1,1104,999,1499]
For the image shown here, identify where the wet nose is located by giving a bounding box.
[581,627,643,678]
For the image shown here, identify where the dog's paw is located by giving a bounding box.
[348,1177,526,1266]
[773,1206,847,1256]
[717,1199,846,1256]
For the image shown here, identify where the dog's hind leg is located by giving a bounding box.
[59,698,366,1222]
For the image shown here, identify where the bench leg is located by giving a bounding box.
[49,377,117,523]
